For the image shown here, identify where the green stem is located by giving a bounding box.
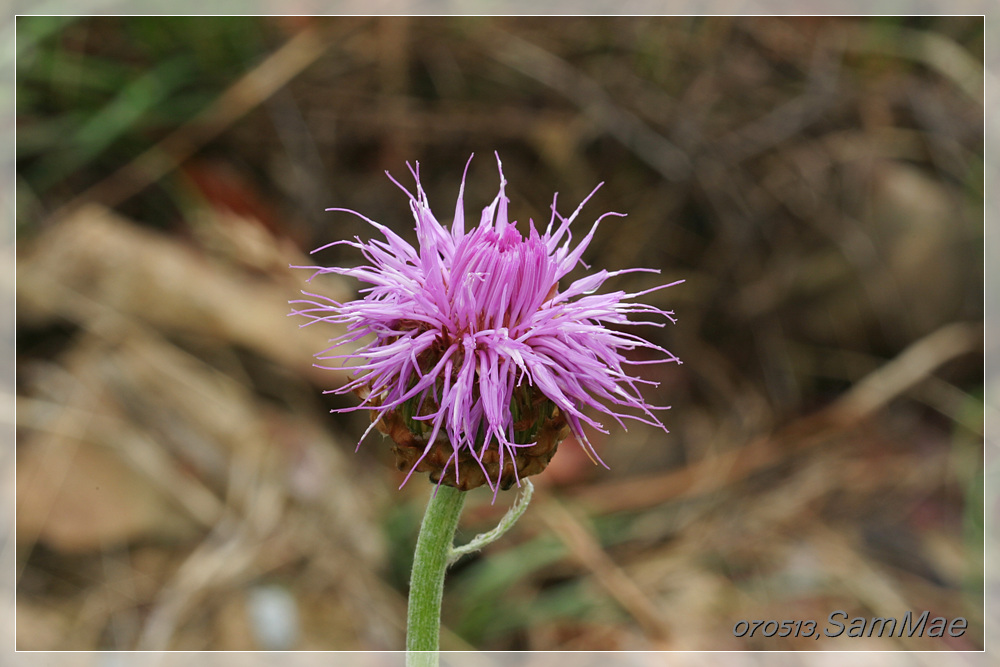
[406,484,466,666]
[449,480,533,565]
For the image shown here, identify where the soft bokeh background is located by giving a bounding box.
[14,16,984,650]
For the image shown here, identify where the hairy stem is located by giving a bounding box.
[406,484,466,666]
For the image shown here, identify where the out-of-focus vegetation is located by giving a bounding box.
[15,16,983,650]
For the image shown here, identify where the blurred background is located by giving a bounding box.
[14,16,984,650]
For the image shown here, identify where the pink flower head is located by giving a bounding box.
[292,154,681,495]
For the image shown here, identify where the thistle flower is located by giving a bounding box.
[292,154,681,495]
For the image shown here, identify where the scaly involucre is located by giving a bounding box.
[293,154,681,494]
